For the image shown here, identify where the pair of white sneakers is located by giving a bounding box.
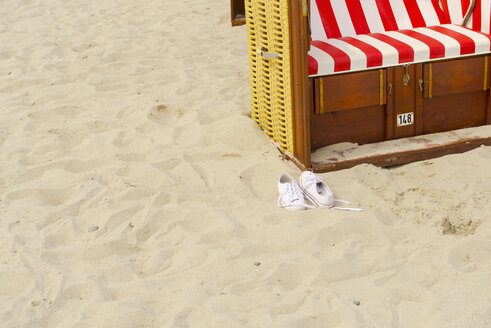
[277,171,362,211]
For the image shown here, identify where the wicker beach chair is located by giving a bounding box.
[231,0,491,172]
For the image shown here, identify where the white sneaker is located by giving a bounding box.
[299,171,363,211]
[298,171,334,208]
[277,173,314,210]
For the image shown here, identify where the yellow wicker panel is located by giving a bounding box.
[245,0,294,153]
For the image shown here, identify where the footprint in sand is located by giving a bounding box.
[148,104,184,127]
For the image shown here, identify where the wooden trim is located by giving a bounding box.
[313,78,319,114]
[232,17,246,26]
[385,67,394,140]
[423,64,429,98]
[309,78,315,124]
[310,137,491,173]
[488,55,491,90]
[290,0,312,168]
[230,0,246,26]
[488,56,491,123]
[278,147,308,171]
[379,69,386,105]
[487,88,491,124]
[302,0,308,16]
[429,63,433,98]
[485,56,489,91]
[319,78,324,113]
[415,64,423,135]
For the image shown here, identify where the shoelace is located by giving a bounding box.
[277,181,315,209]
[302,173,362,212]
[330,199,363,212]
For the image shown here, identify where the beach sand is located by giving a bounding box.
[1,0,491,327]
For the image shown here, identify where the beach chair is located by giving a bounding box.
[231,0,491,172]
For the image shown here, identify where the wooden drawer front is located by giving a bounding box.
[311,105,386,150]
[314,70,386,113]
[422,92,487,134]
[423,56,490,98]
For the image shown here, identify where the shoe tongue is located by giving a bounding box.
[289,184,299,199]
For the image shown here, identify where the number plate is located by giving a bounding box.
[397,112,414,127]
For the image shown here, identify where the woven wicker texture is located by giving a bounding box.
[245,0,294,153]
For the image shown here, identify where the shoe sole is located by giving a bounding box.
[284,206,306,211]
[279,200,307,210]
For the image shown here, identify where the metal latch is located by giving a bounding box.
[403,64,410,86]
[419,79,424,92]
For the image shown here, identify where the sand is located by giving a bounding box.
[1,0,491,327]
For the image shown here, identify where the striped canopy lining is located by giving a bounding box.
[441,0,491,34]
[311,0,446,40]
[308,0,491,76]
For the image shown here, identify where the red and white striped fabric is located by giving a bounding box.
[441,0,491,34]
[310,0,446,41]
[308,24,491,76]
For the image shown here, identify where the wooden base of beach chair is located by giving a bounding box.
[280,127,491,172]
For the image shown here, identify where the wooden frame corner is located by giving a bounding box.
[230,0,246,26]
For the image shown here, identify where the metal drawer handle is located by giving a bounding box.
[419,79,424,92]
[259,47,279,59]
[260,51,279,59]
